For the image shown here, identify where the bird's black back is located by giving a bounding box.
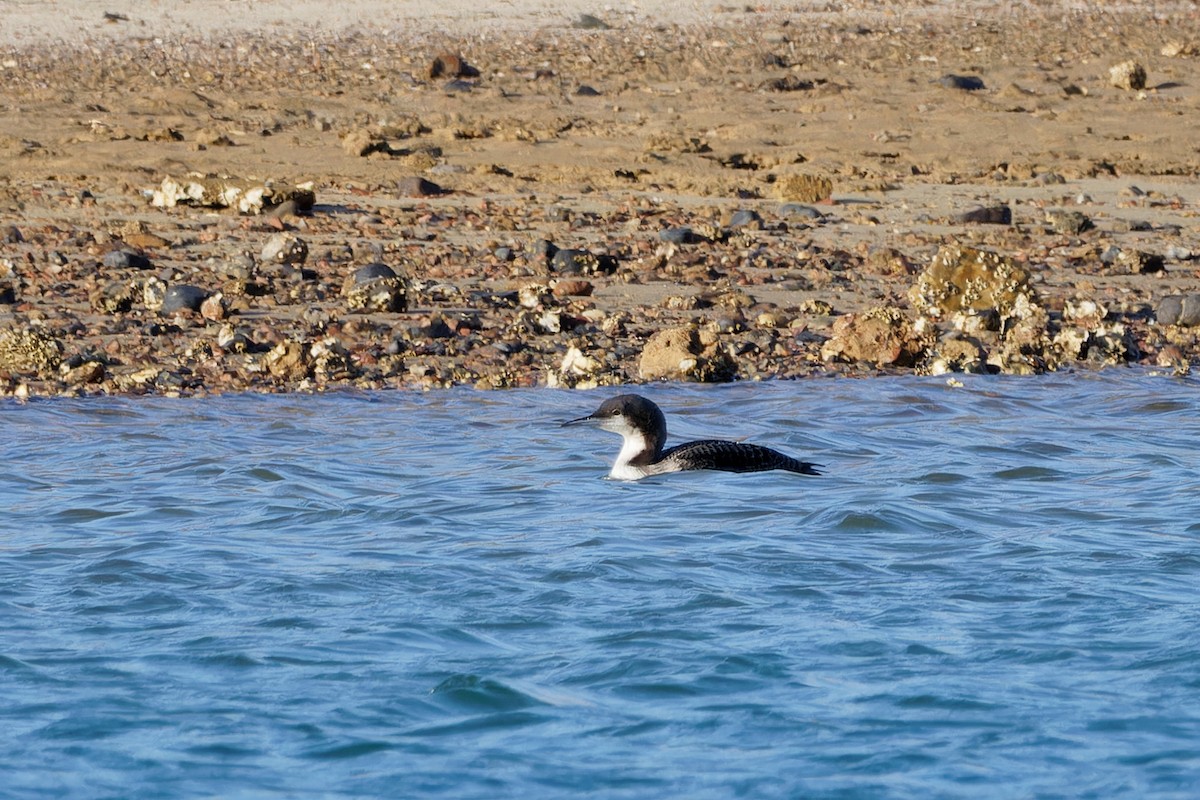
[659,440,822,475]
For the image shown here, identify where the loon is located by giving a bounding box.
[563,394,822,481]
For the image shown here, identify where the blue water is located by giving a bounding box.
[3,372,1200,799]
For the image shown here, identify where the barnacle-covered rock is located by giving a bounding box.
[151,174,315,215]
[822,306,928,367]
[550,248,619,277]
[0,328,63,376]
[924,335,988,375]
[639,325,736,382]
[910,245,1038,327]
[90,281,134,313]
[263,341,311,382]
[261,233,309,266]
[1109,60,1147,90]
[344,264,408,313]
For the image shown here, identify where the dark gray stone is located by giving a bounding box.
[550,248,618,276]
[939,74,985,91]
[160,284,208,314]
[354,263,397,284]
[396,176,444,197]
[658,227,702,244]
[958,206,1012,225]
[779,203,823,220]
[729,209,763,229]
[103,249,152,270]
[1157,295,1200,327]
[574,13,611,29]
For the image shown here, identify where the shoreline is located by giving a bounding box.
[2,3,1199,397]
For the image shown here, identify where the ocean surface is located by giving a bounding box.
[3,371,1199,799]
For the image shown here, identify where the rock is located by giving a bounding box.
[160,284,209,314]
[1116,249,1165,274]
[552,279,593,298]
[1063,298,1108,329]
[763,75,817,92]
[90,281,134,313]
[429,52,478,79]
[261,233,309,265]
[524,308,561,335]
[729,209,763,229]
[957,205,1012,225]
[910,244,1037,326]
[103,249,152,270]
[217,324,252,353]
[993,302,1053,374]
[775,174,833,203]
[353,263,397,283]
[200,292,226,321]
[658,226,704,244]
[345,263,407,312]
[143,277,167,311]
[938,74,986,91]
[414,314,454,338]
[1165,245,1196,262]
[821,307,926,367]
[801,298,834,316]
[61,359,105,385]
[550,248,618,276]
[342,128,389,157]
[311,337,354,380]
[1109,60,1147,90]
[575,85,602,97]
[193,128,235,147]
[638,325,736,382]
[0,283,14,304]
[151,175,315,215]
[1157,295,1200,327]
[122,232,170,249]
[519,283,550,308]
[559,346,602,382]
[0,328,62,376]
[1053,327,1090,361]
[1156,344,1190,376]
[264,341,311,381]
[1086,323,1136,364]
[574,13,611,30]
[925,335,987,375]
[1045,209,1093,235]
[396,176,444,197]
[779,203,823,220]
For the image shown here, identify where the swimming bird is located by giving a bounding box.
[563,394,822,480]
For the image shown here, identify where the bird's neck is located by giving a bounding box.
[610,429,662,479]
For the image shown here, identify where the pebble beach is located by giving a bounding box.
[2,0,1199,397]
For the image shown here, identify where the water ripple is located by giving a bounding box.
[2,372,1200,798]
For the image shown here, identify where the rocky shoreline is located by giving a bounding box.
[2,4,1199,397]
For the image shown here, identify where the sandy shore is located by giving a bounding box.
[0,0,725,44]
[1,0,1199,396]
